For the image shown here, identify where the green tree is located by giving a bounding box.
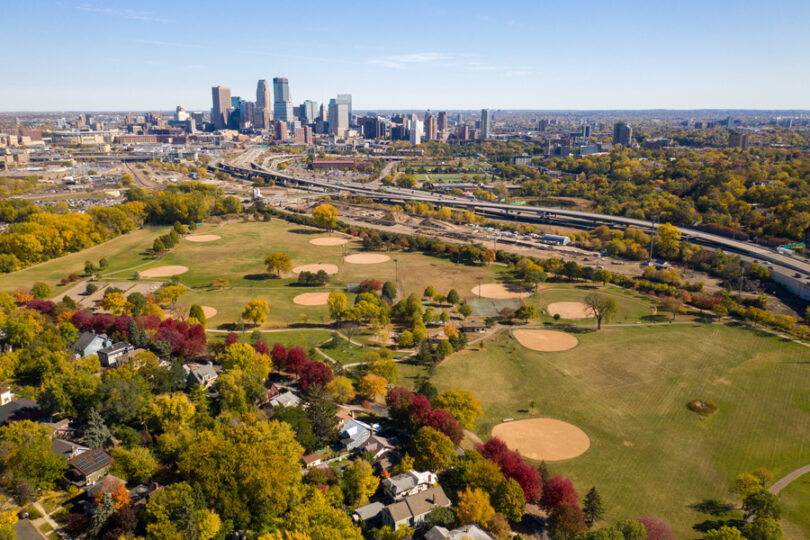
[703,526,744,540]
[282,486,362,540]
[143,481,221,540]
[90,492,117,536]
[458,303,473,318]
[743,489,781,520]
[82,407,112,449]
[189,304,207,327]
[341,459,379,508]
[412,426,456,471]
[111,446,158,484]
[31,282,51,299]
[493,477,526,522]
[583,486,605,527]
[370,357,399,384]
[264,252,293,277]
[0,420,68,489]
[218,342,256,371]
[742,517,784,540]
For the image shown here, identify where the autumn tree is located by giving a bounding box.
[326,376,355,403]
[0,420,68,490]
[341,459,379,508]
[264,252,292,277]
[457,487,495,527]
[189,304,207,327]
[143,481,222,540]
[370,357,399,384]
[242,299,270,327]
[312,204,339,230]
[327,291,348,320]
[218,342,257,371]
[357,373,388,400]
[547,504,587,540]
[584,293,617,330]
[432,389,483,430]
[540,476,579,513]
[412,426,456,471]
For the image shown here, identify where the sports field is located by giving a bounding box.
[430,323,810,537]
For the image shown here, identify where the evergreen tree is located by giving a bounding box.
[583,486,605,527]
[304,386,339,446]
[82,407,112,449]
[126,319,139,344]
[90,492,116,535]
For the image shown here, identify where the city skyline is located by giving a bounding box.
[2,0,810,111]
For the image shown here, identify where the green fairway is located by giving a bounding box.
[207,329,333,351]
[0,226,168,293]
[430,323,810,537]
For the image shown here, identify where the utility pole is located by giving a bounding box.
[648,214,658,262]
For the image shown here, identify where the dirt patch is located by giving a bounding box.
[293,292,331,306]
[547,301,594,319]
[471,283,531,299]
[185,234,221,243]
[492,418,590,461]
[344,253,391,264]
[310,237,349,246]
[140,265,189,278]
[201,306,218,318]
[292,264,339,275]
[513,329,578,352]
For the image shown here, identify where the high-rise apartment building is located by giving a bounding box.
[480,109,492,140]
[538,119,548,132]
[728,132,749,149]
[410,120,423,145]
[211,86,231,130]
[425,114,438,141]
[613,122,633,146]
[273,78,293,123]
[582,125,591,138]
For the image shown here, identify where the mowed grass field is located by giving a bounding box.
[430,323,810,538]
[534,284,657,324]
[0,226,168,293]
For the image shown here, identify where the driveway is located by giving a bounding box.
[14,520,47,540]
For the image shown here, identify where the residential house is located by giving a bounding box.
[51,439,89,459]
[97,342,135,367]
[0,397,41,425]
[381,485,451,531]
[425,524,495,540]
[0,385,13,405]
[268,391,301,408]
[301,452,323,469]
[65,449,113,486]
[351,501,386,527]
[186,362,218,388]
[358,435,396,461]
[72,332,113,359]
[339,418,379,452]
[461,321,486,333]
[382,470,439,501]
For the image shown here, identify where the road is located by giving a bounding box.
[212,161,810,294]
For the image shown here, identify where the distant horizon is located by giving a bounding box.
[2,108,810,115]
[2,0,809,111]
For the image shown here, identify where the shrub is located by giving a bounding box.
[687,399,718,416]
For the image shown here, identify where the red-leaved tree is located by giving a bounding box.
[547,504,586,539]
[225,332,239,347]
[254,340,270,356]
[285,346,308,374]
[637,517,676,540]
[271,343,288,370]
[540,476,578,513]
[478,437,542,502]
[386,387,415,424]
[299,361,333,392]
[425,409,463,445]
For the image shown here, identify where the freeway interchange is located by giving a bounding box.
[211,159,810,295]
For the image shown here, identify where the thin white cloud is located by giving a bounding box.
[74,4,170,23]
[367,52,450,69]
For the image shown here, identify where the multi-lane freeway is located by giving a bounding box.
[211,159,810,298]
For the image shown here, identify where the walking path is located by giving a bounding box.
[769,464,810,494]
[32,501,59,532]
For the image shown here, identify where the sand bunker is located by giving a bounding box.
[513,329,578,352]
[310,237,349,246]
[471,283,532,299]
[344,253,391,264]
[293,292,330,306]
[140,266,189,278]
[547,302,594,319]
[492,418,590,461]
[292,264,339,275]
[185,234,221,243]
[201,306,218,318]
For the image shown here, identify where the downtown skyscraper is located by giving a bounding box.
[273,77,293,123]
[211,86,231,130]
[255,79,272,129]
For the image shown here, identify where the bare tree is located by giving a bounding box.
[584,293,617,330]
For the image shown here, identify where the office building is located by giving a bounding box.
[328,98,349,137]
[274,121,288,141]
[582,125,591,138]
[211,86,231,130]
[360,116,384,139]
[299,100,318,124]
[174,106,189,122]
[437,111,448,133]
[480,109,492,140]
[613,122,633,146]
[240,101,255,130]
[273,77,293,123]
[256,80,271,111]
[337,93,352,124]
[410,120,423,145]
[538,119,548,131]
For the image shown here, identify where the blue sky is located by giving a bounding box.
[2,0,809,111]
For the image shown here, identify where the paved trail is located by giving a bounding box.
[769,464,810,494]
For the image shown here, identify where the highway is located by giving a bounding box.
[212,160,810,288]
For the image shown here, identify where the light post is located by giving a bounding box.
[394,258,399,290]
[477,277,482,299]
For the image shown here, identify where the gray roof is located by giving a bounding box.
[50,439,88,459]
[269,391,301,408]
[384,485,451,523]
[353,501,385,522]
[426,525,495,540]
[0,398,40,424]
[189,363,217,383]
[72,332,107,352]
[99,342,133,355]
